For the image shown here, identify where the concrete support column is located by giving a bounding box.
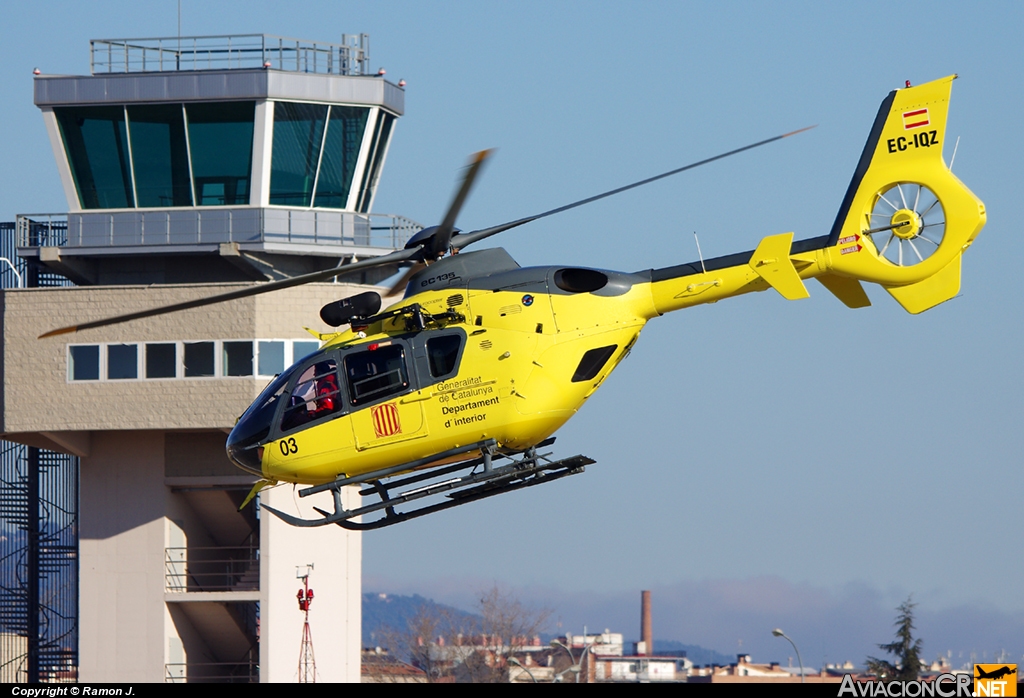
[259,485,362,683]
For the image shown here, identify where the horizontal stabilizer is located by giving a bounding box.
[749,233,810,301]
[884,253,962,314]
[817,275,871,308]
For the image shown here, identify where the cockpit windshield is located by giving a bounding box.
[226,369,292,474]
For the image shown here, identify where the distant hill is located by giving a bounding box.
[648,639,737,667]
[362,592,480,650]
[363,592,733,667]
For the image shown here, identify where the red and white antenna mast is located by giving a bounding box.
[296,564,316,683]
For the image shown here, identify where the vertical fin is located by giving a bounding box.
[748,233,809,301]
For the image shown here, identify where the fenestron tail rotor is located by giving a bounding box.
[865,182,946,267]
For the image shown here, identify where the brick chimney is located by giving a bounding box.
[640,590,653,656]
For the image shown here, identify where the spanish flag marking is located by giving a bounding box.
[902,108,930,130]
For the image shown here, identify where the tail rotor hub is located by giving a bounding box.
[891,209,922,239]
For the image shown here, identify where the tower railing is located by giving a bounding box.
[90,34,370,76]
[16,211,420,251]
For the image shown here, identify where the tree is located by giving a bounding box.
[376,600,462,682]
[866,596,924,681]
[379,586,551,683]
[456,585,551,683]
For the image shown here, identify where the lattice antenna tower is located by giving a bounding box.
[296,564,316,683]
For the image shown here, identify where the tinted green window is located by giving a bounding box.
[186,102,255,205]
[146,343,176,378]
[356,111,395,212]
[69,345,100,381]
[270,102,327,206]
[107,344,138,380]
[184,341,215,377]
[127,105,192,207]
[314,106,369,208]
[56,106,134,209]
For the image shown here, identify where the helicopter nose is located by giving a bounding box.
[226,370,294,477]
[226,423,266,477]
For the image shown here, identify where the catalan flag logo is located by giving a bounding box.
[902,108,930,130]
[371,403,402,438]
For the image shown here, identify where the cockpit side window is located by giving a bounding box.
[427,334,463,378]
[280,359,343,432]
[344,344,409,405]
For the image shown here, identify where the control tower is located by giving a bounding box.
[1,34,420,682]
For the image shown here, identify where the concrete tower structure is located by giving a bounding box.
[1,34,419,682]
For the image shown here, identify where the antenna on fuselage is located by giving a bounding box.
[694,231,707,274]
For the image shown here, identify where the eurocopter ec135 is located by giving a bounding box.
[43,76,985,529]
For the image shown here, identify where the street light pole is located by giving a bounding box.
[550,639,579,683]
[772,628,805,684]
[508,657,537,683]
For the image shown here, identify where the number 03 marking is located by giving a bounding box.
[279,437,299,456]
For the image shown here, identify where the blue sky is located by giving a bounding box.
[2,1,1021,666]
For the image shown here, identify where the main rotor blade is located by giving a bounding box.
[431,149,494,257]
[38,247,421,339]
[382,261,426,299]
[451,126,816,251]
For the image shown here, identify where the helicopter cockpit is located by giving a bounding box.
[226,330,466,477]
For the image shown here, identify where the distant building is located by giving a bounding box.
[559,631,690,682]
[688,653,845,683]
[592,655,691,683]
[361,647,429,683]
[564,630,624,656]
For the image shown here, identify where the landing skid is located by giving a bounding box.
[260,438,594,530]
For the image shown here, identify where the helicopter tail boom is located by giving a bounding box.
[645,75,985,317]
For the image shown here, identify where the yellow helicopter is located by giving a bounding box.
[43,75,985,529]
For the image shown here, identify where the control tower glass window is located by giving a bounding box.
[186,102,255,206]
[270,102,328,206]
[55,106,135,209]
[270,102,372,209]
[127,105,192,207]
[314,106,369,208]
[355,111,395,212]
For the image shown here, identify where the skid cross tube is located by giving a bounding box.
[355,436,557,497]
[332,455,593,530]
[260,439,592,530]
